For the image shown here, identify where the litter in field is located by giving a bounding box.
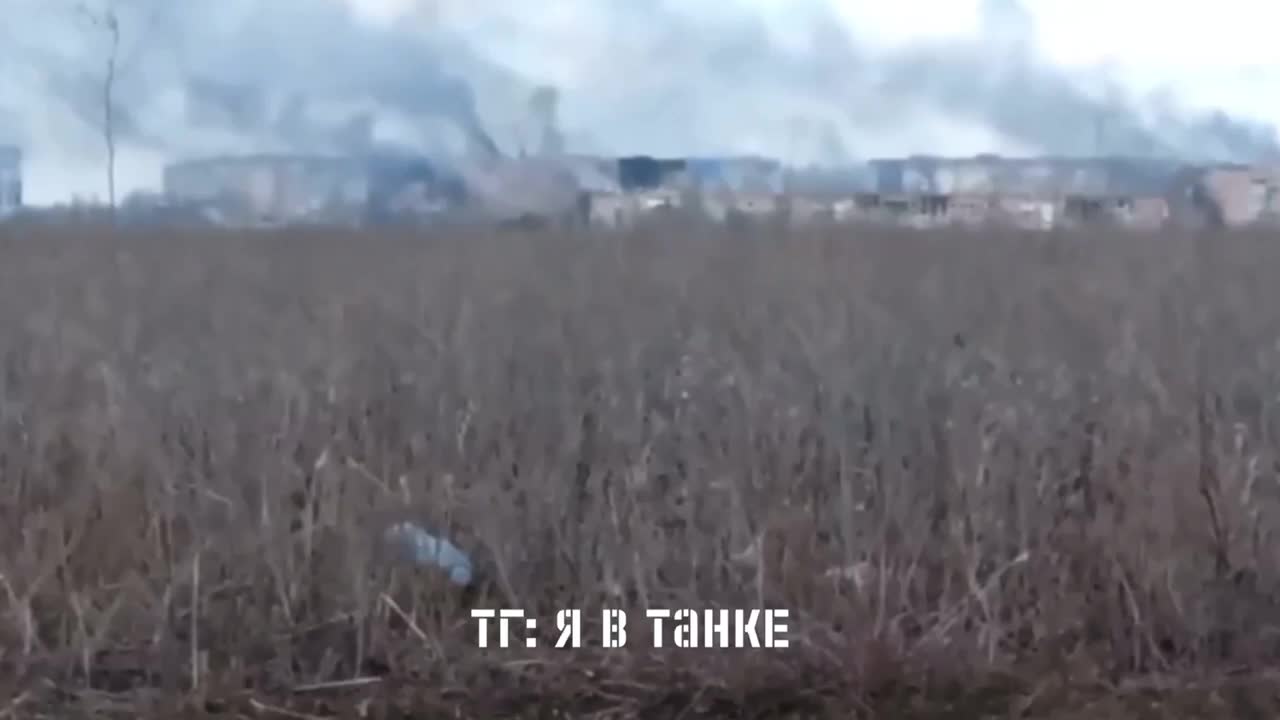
[383,521,474,586]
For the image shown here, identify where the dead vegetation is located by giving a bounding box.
[1,221,1280,717]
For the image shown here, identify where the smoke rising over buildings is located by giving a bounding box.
[1,0,1278,203]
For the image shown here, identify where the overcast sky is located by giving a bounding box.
[347,0,1280,115]
[4,0,1279,204]
[352,0,1280,72]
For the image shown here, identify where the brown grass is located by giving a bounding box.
[1,220,1280,717]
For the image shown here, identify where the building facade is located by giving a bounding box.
[0,146,22,217]
[163,153,466,226]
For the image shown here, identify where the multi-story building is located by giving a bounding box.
[0,146,22,217]
[162,153,466,226]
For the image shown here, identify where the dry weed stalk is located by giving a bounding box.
[0,222,1276,715]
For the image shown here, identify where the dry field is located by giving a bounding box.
[2,220,1280,717]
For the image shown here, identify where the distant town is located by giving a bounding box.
[1,143,1276,232]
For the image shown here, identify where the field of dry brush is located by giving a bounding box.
[2,221,1280,717]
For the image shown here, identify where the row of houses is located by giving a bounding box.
[4,146,1279,232]
[152,151,1280,232]
[152,152,788,228]
[581,155,1280,232]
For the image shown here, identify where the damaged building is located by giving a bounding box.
[582,155,789,228]
[588,188,684,228]
[1169,163,1280,228]
[0,146,22,218]
[449,155,585,227]
[162,153,466,226]
[618,156,690,191]
[837,154,1199,231]
[158,148,1280,233]
[687,156,784,195]
[578,152,1198,232]
[578,155,691,229]
[866,154,1183,197]
[784,164,876,196]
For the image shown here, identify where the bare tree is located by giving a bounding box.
[77,3,120,213]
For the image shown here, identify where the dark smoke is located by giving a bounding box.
[869,0,1280,161]
[2,0,1278,202]
[553,0,1279,162]
[149,0,506,159]
[4,0,512,174]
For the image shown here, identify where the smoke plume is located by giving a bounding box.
[1,0,1276,203]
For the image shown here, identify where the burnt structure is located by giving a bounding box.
[617,156,688,190]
